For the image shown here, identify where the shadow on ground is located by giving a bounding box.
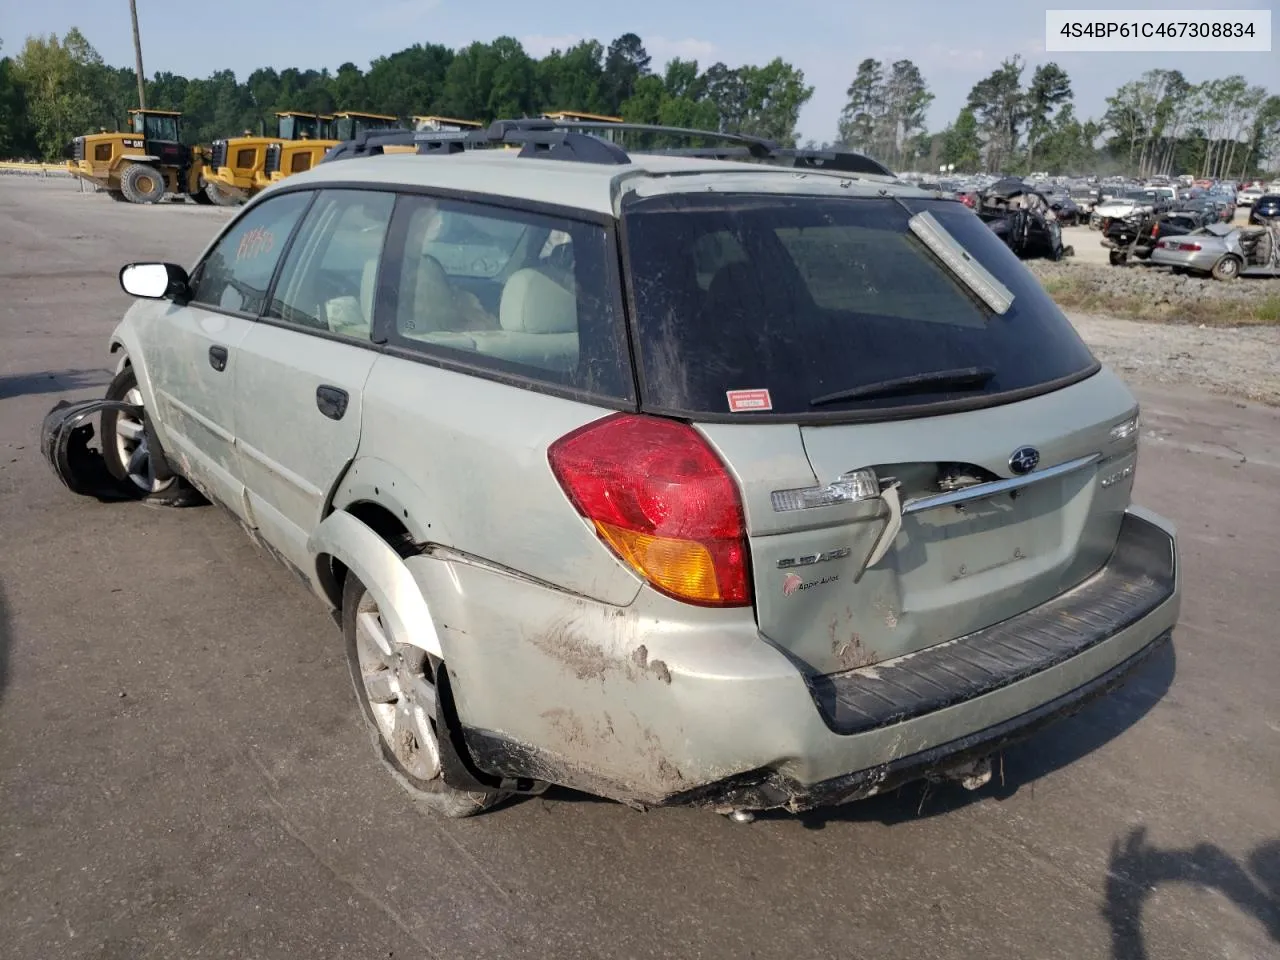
[1104,828,1280,959]
[0,369,110,400]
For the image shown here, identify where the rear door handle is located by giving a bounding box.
[316,385,348,421]
[209,345,228,371]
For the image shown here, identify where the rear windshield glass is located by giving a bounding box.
[622,193,1098,418]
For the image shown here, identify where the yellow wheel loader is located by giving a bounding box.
[213,111,405,201]
[65,109,217,205]
[203,111,332,204]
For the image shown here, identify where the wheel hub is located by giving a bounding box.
[355,599,442,782]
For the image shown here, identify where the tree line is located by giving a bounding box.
[1,28,1277,178]
[839,53,1278,178]
[0,29,812,160]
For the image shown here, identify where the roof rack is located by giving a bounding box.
[315,117,895,179]
[641,144,894,177]
[539,119,779,159]
[320,128,472,162]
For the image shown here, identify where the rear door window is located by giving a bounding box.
[622,193,1098,419]
[377,195,634,401]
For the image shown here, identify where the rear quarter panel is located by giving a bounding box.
[348,355,643,606]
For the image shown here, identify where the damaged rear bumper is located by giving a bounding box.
[661,629,1171,813]
[416,508,1179,814]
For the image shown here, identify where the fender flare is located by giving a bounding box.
[308,511,443,658]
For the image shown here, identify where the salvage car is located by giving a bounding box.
[976,178,1072,260]
[1150,221,1280,280]
[41,122,1181,819]
[1248,194,1280,225]
[1102,212,1203,265]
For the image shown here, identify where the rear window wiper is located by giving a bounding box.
[810,366,996,406]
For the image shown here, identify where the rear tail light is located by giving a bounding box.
[1151,222,1160,238]
[548,414,751,607]
[1175,242,1202,251]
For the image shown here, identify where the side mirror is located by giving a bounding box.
[119,262,190,302]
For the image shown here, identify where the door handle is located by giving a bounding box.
[209,345,228,371]
[316,385,348,421]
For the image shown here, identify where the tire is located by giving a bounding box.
[204,182,239,206]
[189,188,214,206]
[342,569,509,818]
[1109,250,1128,266]
[119,164,165,204]
[1211,255,1241,281]
[100,366,205,507]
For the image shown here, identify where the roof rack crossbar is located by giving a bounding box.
[542,119,779,158]
[321,128,471,162]
[479,122,632,164]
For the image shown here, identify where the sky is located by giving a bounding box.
[3,0,1277,144]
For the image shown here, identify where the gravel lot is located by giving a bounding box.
[1068,312,1280,405]
[2,178,1278,960]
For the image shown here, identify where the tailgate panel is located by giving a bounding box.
[701,369,1141,677]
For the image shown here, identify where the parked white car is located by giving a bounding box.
[1238,186,1264,206]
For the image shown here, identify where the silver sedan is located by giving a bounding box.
[1149,222,1280,280]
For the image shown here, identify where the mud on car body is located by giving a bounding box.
[46,122,1181,819]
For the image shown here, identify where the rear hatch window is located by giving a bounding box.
[621,193,1098,420]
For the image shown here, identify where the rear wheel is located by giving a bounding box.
[119,164,165,204]
[342,571,508,818]
[1211,255,1241,281]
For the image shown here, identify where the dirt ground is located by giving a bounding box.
[1,177,1278,960]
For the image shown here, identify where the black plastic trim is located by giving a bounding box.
[808,512,1176,736]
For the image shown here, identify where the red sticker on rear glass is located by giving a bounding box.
[727,389,772,412]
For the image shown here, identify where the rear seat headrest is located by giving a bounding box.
[500,268,577,334]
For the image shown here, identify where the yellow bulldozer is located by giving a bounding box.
[65,109,218,204]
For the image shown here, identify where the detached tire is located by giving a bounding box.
[1109,250,1128,266]
[1211,255,1241,281]
[119,164,165,204]
[342,569,509,819]
[100,366,205,507]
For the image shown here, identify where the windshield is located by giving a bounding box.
[333,116,396,140]
[278,115,320,140]
[133,114,179,141]
[622,193,1098,419]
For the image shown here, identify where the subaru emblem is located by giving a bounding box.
[1009,446,1040,475]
